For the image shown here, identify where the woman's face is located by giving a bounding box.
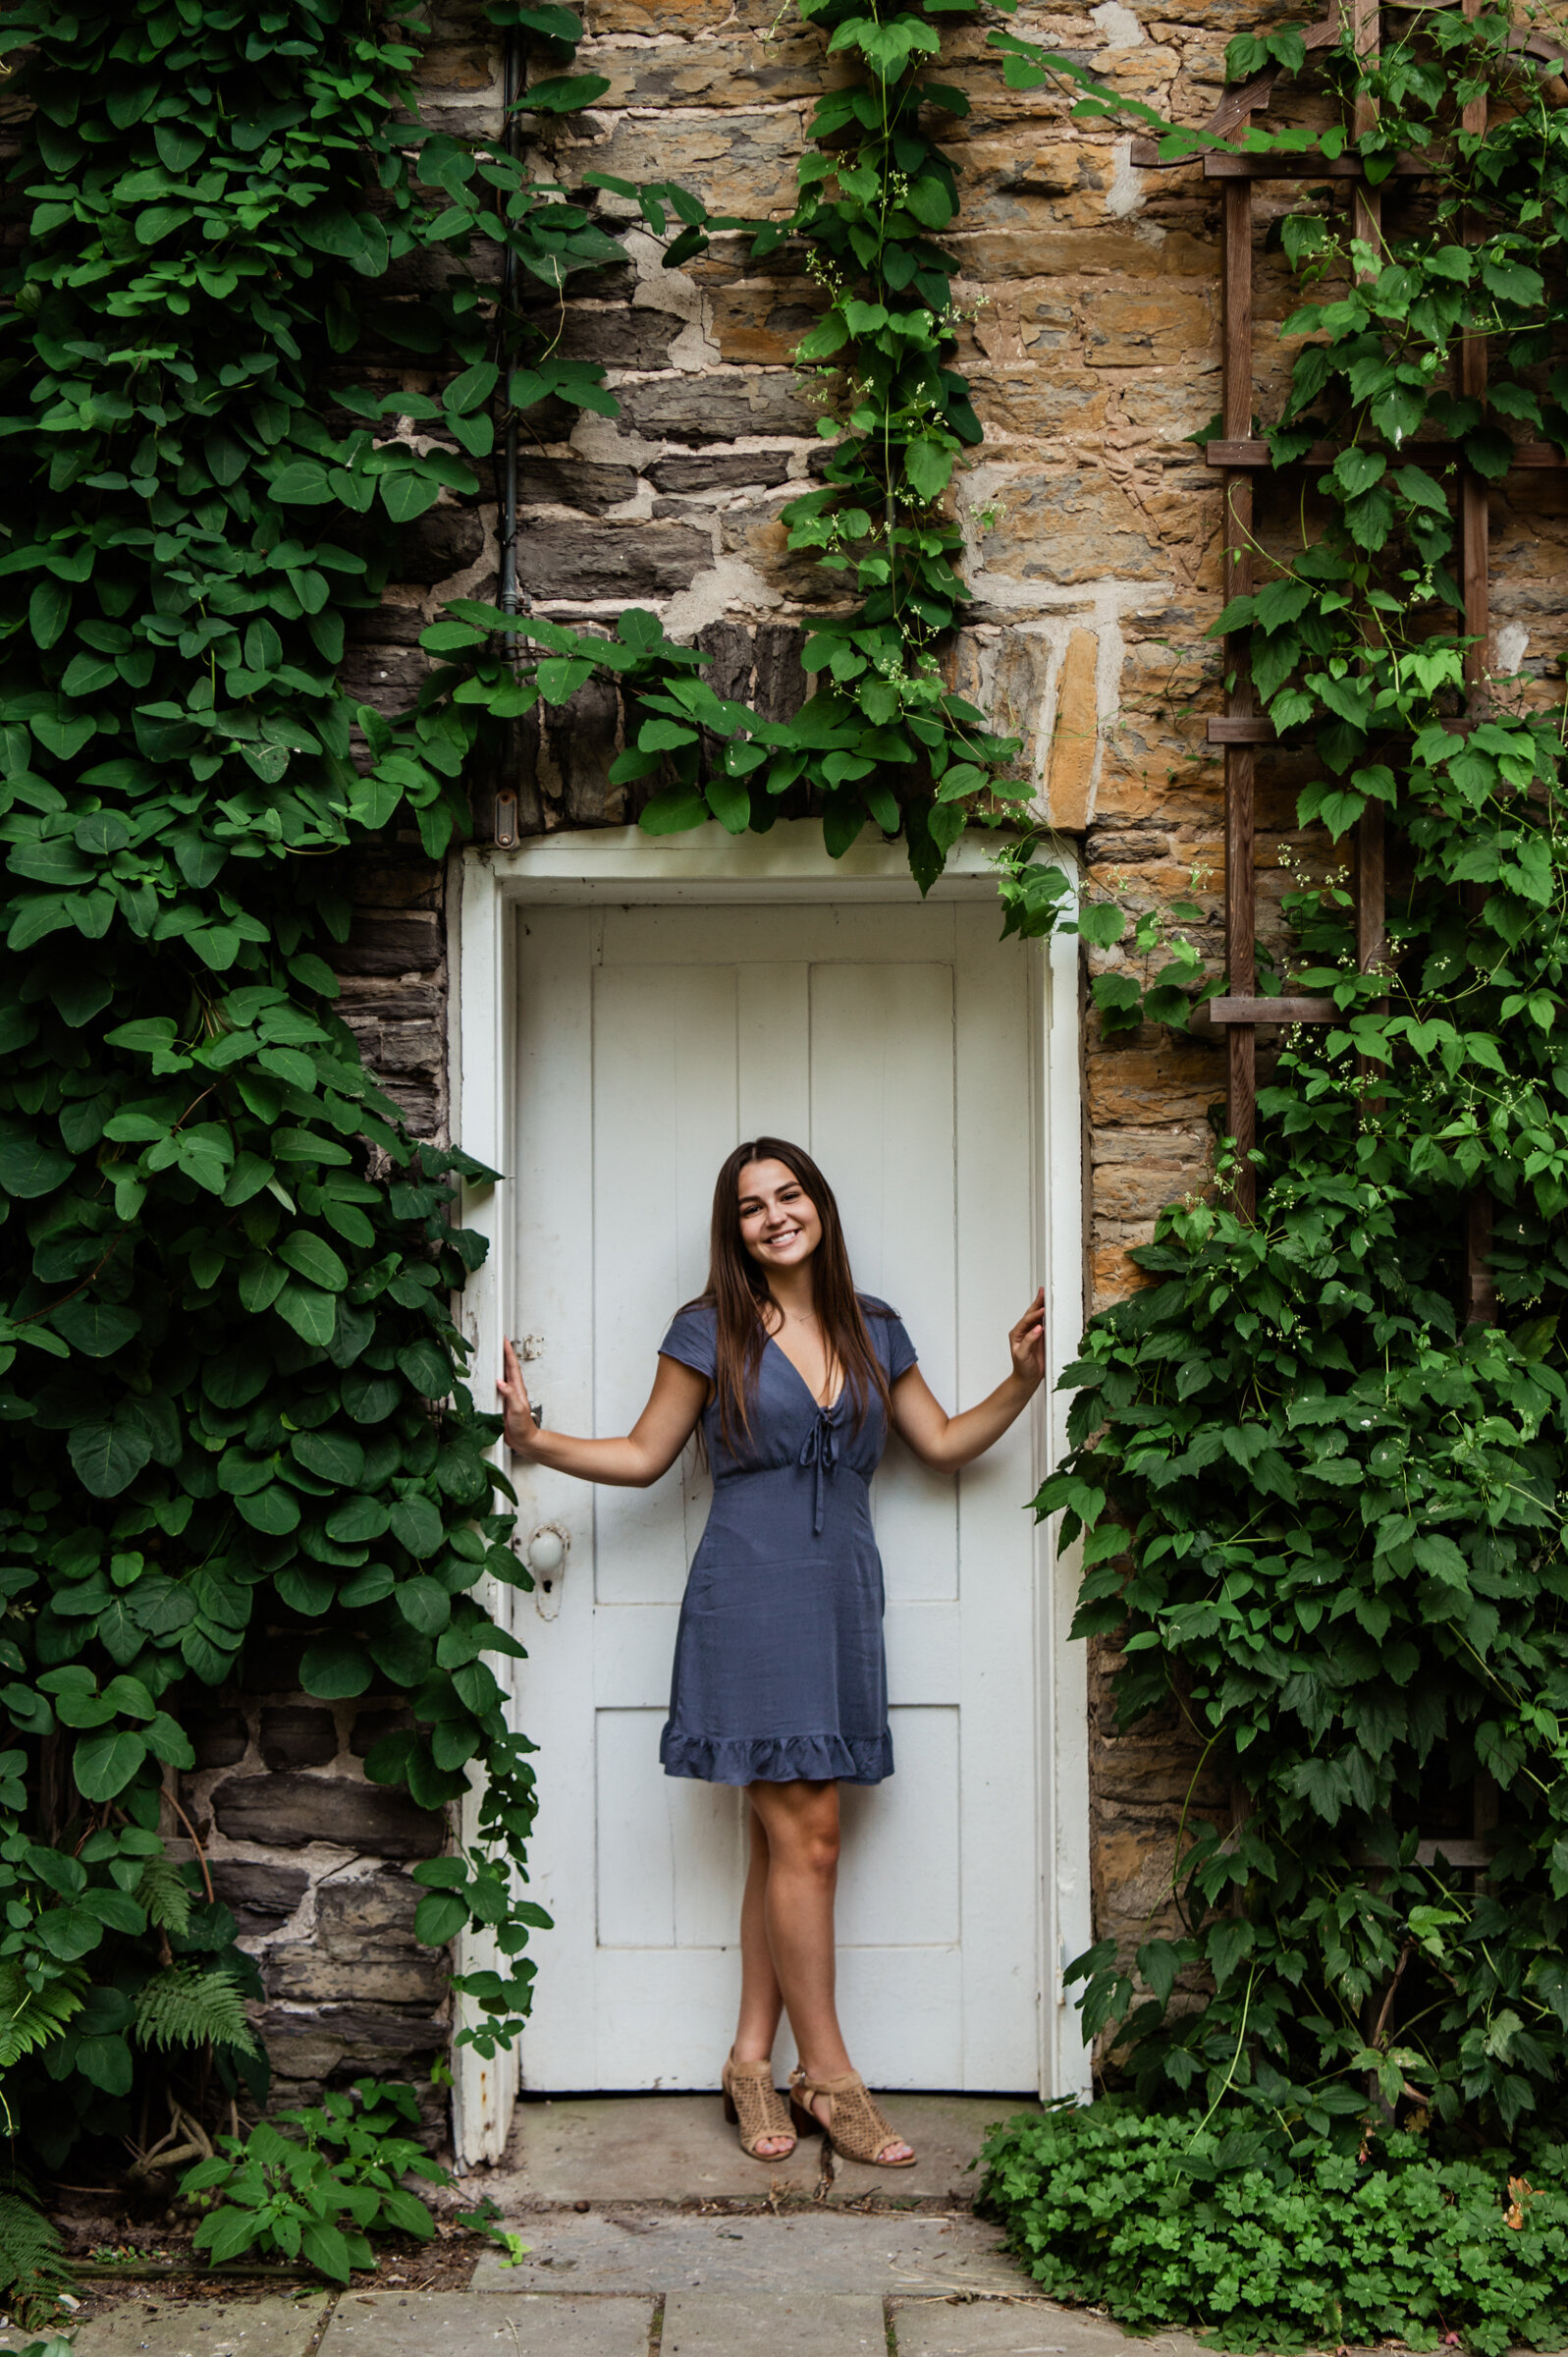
[736,1158,823,1275]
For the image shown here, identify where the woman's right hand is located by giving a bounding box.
[498,1337,540,1455]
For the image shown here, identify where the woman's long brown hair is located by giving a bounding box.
[693,1138,892,1455]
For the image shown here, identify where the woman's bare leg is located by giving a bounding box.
[731,1805,793,2158]
[746,1778,912,2164]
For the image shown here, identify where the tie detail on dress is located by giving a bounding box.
[797,1407,840,1537]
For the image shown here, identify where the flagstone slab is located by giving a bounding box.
[4,2294,331,2357]
[316,2288,652,2357]
[499,2091,1036,2204]
[662,2289,886,2357]
[470,2206,1029,2296]
[889,2298,1214,2357]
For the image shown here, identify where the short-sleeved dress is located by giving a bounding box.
[656,1296,919,1786]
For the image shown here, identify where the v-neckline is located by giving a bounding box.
[765,1329,843,1416]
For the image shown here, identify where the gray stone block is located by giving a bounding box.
[350,1705,417,1757]
[253,1998,447,2085]
[556,308,681,368]
[209,1858,309,1933]
[339,647,431,711]
[270,1867,447,1999]
[259,1706,339,1772]
[615,370,817,445]
[336,910,446,978]
[394,504,488,584]
[317,2292,652,2357]
[662,2292,885,2357]
[268,1945,446,2004]
[650,452,793,493]
[210,1771,446,1857]
[315,1865,422,1954]
[514,520,710,601]
[188,1709,248,1768]
[517,459,641,514]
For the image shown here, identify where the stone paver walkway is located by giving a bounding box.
[10,2096,1224,2357]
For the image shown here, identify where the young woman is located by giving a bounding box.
[498,1137,1044,2170]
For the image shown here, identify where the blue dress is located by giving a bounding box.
[656,1296,919,1786]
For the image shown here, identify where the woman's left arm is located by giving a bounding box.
[889,1288,1044,1472]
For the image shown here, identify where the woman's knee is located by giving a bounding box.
[799,1825,839,1880]
[762,1791,839,1877]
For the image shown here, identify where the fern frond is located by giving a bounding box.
[136,1854,194,1937]
[0,1960,85,2072]
[134,1965,258,2057]
[0,2188,73,2320]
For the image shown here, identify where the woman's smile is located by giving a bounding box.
[736,1159,825,1264]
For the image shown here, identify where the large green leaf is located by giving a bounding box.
[70,1410,154,1499]
[396,1575,451,1634]
[299,1639,372,1699]
[203,1348,270,1409]
[236,1484,302,1536]
[389,1495,443,1558]
[325,1493,391,1542]
[0,1124,73,1198]
[276,1280,338,1346]
[74,1727,149,1801]
[49,1300,141,1357]
[279,1232,349,1292]
[293,1429,366,1487]
[398,1341,452,1398]
[412,1891,468,1945]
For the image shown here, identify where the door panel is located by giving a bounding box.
[512,903,1042,2091]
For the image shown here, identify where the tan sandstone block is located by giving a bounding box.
[983,466,1168,583]
[710,279,826,365]
[584,0,740,28]
[554,111,805,216]
[1045,626,1100,831]
[948,226,1217,280]
[1093,1229,1157,1306]
[1084,288,1216,366]
[717,503,823,596]
[969,367,1108,440]
[1087,1035,1222,1126]
[577,27,846,108]
[1093,1158,1207,1221]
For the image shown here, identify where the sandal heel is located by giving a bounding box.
[789,2096,821,2139]
[722,2051,795,2160]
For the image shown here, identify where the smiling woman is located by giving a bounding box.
[497,1131,1044,2172]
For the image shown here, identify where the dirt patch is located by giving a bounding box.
[55,2225,484,2322]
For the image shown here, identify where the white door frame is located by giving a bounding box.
[446,822,1093,2164]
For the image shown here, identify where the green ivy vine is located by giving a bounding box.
[0,0,1114,2176]
[1029,6,1568,2148]
[0,0,670,2168]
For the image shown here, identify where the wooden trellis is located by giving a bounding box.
[1133,0,1568,1326]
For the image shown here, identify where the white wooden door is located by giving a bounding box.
[510,901,1044,2091]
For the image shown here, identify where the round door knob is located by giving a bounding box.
[526,1526,567,1577]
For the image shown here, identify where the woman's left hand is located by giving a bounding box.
[1008,1288,1046,1387]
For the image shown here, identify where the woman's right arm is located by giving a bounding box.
[497,1338,709,1489]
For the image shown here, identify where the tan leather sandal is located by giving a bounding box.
[788,2064,916,2166]
[721,2051,796,2161]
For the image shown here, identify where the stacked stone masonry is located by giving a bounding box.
[223,0,1568,2081]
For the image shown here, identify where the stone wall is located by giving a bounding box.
[183,1688,449,2128]
[219,0,1568,2083]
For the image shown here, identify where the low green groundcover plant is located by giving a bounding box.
[977,2101,1568,2354]
[178,2079,448,2285]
